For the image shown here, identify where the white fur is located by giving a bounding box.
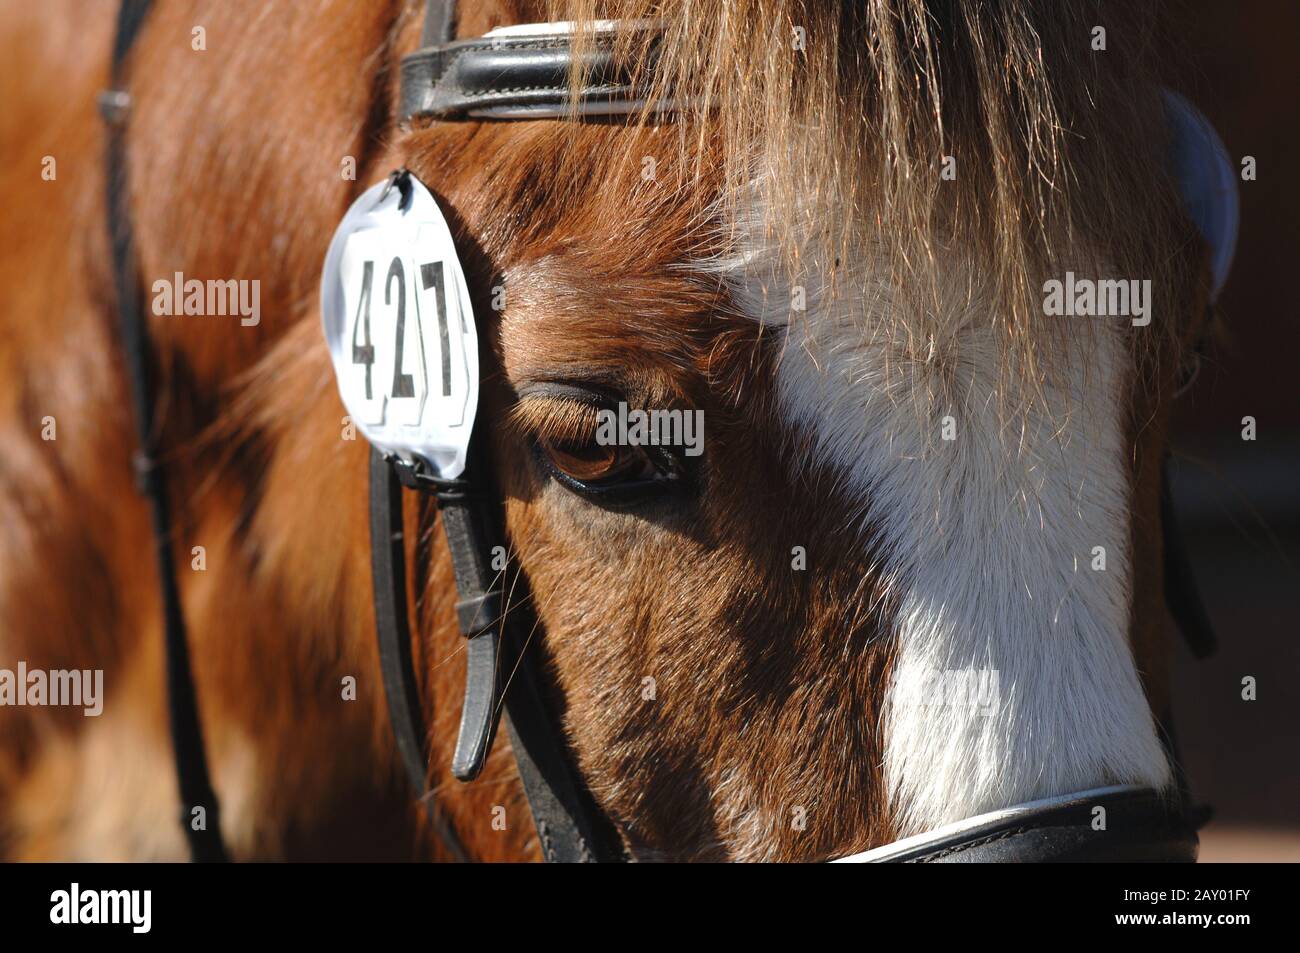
[716,242,1172,835]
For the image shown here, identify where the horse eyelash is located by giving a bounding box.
[506,395,606,445]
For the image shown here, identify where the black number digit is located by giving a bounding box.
[420,261,452,397]
[350,260,375,399]
[387,257,414,399]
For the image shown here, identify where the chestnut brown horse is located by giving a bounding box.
[0,0,1215,860]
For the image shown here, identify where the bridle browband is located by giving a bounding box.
[399,19,667,121]
[100,0,1213,864]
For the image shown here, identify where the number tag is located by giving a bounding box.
[320,173,478,479]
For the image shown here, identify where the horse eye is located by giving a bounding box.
[537,435,657,486]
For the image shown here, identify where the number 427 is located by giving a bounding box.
[350,256,452,401]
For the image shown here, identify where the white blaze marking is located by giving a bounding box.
[725,248,1171,834]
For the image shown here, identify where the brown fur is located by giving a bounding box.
[0,0,1206,861]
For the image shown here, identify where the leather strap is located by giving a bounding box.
[370,450,442,792]
[501,670,627,863]
[838,786,1198,863]
[399,26,663,122]
[373,441,626,862]
[390,452,505,782]
[368,450,472,861]
[419,0,457,48]
[101,0,228,864]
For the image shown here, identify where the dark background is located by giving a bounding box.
[1161,1,1298,861]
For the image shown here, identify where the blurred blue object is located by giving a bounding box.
[1164,88,1241,300]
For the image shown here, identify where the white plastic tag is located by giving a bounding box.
[321,173,478,479]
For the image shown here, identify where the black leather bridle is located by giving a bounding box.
[101,0,1214,863]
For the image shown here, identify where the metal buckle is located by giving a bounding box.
[97,89,132,127]
[386,454,474,504]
